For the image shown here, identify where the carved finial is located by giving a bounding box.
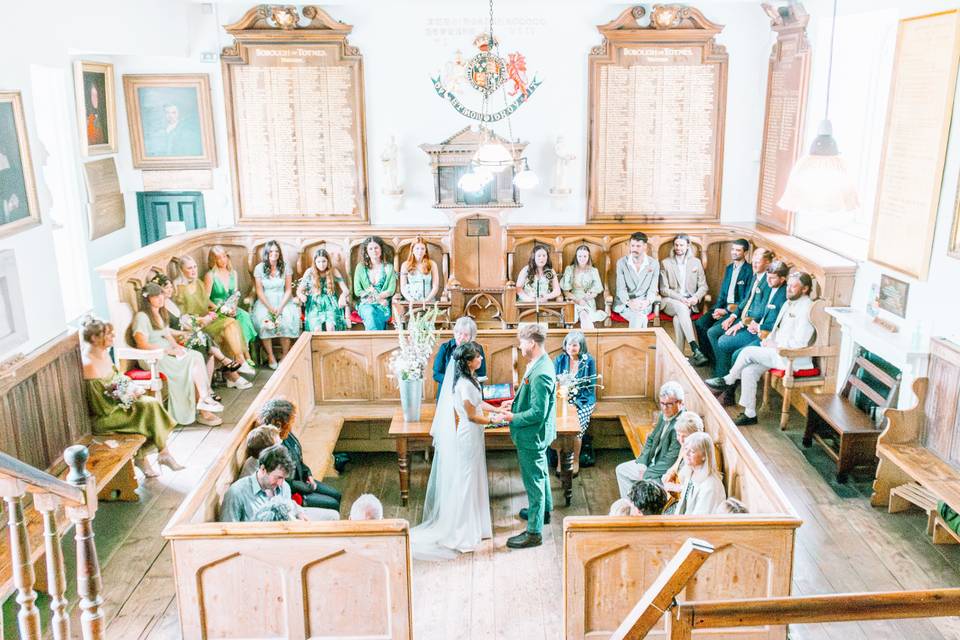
[270,5,301,30]
[64,445,90,485]
[631,6,647,21]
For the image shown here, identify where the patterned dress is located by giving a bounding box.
[560,265,604,318]
[302,271,346,331]
[251,263,302,339]
[521,270,554,300]
[209,270,256,344]
[402,270,433,302]
[554,353,597,438]
[86,366,177,449]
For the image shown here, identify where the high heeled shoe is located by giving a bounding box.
[135,457,160,478]
[157,452,185,471]
[219,358,243,372]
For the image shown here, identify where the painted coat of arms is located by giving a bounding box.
[432,33,542,122]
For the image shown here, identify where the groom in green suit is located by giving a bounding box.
[498,323,556,549]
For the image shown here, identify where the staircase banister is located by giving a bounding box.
[0,449,86,505]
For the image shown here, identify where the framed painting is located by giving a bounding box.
[74,60,118,156]
[878,274,909,318]
[122,74,217,170]
[0,92,41,239]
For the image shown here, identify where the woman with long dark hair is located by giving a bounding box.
[353,235,396,330]
[251,240,302,368]
[516,243,561,303]
[412,341,496,559]
[297,247,350,331]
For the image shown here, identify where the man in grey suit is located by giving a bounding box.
[614,231,659,328]
[615,381,685,498]
[660,233,709,364]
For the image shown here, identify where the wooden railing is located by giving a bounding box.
[0,446,103,640]
[614,538,960,640]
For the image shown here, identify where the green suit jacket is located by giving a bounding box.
[509,353,557,451]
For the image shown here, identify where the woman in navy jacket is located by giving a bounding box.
[553,330,598,475]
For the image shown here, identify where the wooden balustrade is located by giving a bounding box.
[0,445,104,640]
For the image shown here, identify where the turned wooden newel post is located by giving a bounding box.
[34,493,70,640]
[64,445,105,640]
[0,475,40,640]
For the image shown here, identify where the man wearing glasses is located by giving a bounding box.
[614,381,686,499]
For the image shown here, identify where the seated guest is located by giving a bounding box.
[659,234,709,363]
[297,248,350,332]
[608,498,638,516]
[560,244,605,329]
[516,243,561,303]
[661,412,705,493]
[614,232,659,328]
[628,479,670,515]
[349,494,384,520]
[259,399,342,511]
[152,272,249,392]
[553,330,597,475]
[252,240,303,368]
[81,316,180,478]
[692,238,752,367]
[710,257,788,380]
[133,283,223,427]
[204,245,257,368]
[399,237,440,303]
[673,432,726,515]
[615,381,685,498]
[706,248,774,377]
[174,255,253,391]
[706,272,816,425]
[221,445,302,522]
[720,497,748,514]
[353,235,397,330]
[240,425,281,477]
[433,316,486,397]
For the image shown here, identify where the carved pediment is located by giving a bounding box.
[224,5,352,35]
[599,4,723,34]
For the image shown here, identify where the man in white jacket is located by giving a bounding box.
[705,272,815,426]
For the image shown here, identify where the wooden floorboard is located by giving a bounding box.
[7,368,960,640]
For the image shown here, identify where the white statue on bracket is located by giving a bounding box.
[550,135,576,196]
[380,135,403,197]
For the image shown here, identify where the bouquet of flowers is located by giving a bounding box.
[261,310,279,334]
[388,303,441,382]
[556,372,604,397]
[105,372,138,410]
[178,314,210,351]
[215,290,241,317]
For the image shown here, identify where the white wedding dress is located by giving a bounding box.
[411,362,492,560]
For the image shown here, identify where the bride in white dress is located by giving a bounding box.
[411,341,495,560]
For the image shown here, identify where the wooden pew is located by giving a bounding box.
[161,333,414,639]
[0,332,145,601]
[563,329,801,640]
[872,337,960,544]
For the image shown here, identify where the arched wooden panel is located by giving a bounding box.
[314,343,372,401]
[197,552,287,638]
[685,542,772,602]
[582,543,672,636]
[302,551,392,637]
[596,338,654,399]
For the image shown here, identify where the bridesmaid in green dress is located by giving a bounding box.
[81,316,181,478]
[204,246,257,363]
[560,244,606,329]
[296,248,350,331]
[516,244,561,303]
[353,236,397,330]
[133,283,224,427]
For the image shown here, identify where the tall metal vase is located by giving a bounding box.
[399,378,423,422]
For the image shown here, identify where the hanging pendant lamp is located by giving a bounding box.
[777,0,859,213]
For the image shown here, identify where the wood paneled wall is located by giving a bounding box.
[921,338,960,465]
[0,331,90,471]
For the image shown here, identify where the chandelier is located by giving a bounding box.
[433,0,538,193]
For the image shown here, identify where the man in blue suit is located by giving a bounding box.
[711,260,790,378]
[692,238,752,367]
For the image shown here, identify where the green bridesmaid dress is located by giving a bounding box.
[209,271,257,343]
[86,367,177,449]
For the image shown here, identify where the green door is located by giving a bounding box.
[136,191,206,246]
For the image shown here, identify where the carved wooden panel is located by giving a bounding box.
[923,338,960,465]
[302,551,392,636]
[375,340,401,401]
[452,213,504,289]
[197,552,287,637]
[595,335,655,399]
[313,340,372,402]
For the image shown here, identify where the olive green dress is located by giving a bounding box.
[132,311,204,425]
[174,280,243,355]
[86,367,177,449]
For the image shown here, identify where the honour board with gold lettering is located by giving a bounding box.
[587,5,728,223]
[222,5,368,223]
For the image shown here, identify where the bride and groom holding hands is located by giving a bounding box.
[411,323,556,559]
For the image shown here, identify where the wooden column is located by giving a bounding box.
[0,477,40,640]
[64,445,105,640]
[34,493,70,640]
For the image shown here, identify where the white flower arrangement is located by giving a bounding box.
[388,303,441,382]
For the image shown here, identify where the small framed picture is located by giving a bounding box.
[878,274,909,318]
[74,60,118,156]
[122,74,217,170]
[0,91,41,239]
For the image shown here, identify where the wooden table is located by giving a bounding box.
[388,403,582,506]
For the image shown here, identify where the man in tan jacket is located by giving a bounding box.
[660,234,709,364]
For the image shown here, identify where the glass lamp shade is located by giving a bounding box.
[476,141,513,172]
[513,167,539,190]
[777,119,859,213]
[458,170,487,193]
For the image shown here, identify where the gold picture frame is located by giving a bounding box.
[0,91,41,239]
[74,60,118,156]
[122,74,217,170]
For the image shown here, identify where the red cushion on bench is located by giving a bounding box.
[658,311,703,322]
[610,311,627,324]
[349,310,393,327]
[124,369,167,381]
[769,367,821,378]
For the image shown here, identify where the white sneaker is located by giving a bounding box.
[197,397,223,412]
[238,361,256,376]
[227,376,252,390]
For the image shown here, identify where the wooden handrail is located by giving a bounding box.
[0,449,86,505]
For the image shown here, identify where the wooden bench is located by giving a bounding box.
[0,433,144,598]
[802,353,900,482]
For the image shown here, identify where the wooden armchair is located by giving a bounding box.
[760,298,838,430]
[504,239,574,327]
[654,238,709,334]
[391,238,452,328]
[109,301,164,400]
[558,238,607,325]
[300,238,353,329]
[347,238,397,329]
